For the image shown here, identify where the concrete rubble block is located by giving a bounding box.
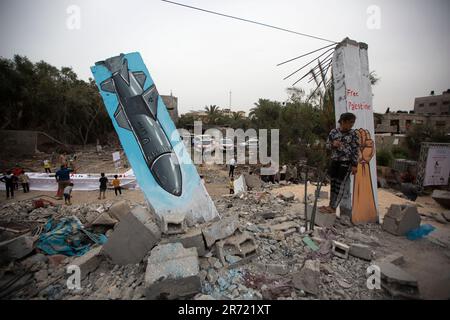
[243,174,262,190]
[202,217,239,248]
[0,235,34,264]
[306,206,336,228]
[261,211,276,220]
[145,243,201,300]
[161,228,207,256]
[108,200,131,221]
[376,252,405,266]
[349,243,374,261]
[265,264,290,275]
[442,211,450,222]
[71,246,103,279]
[215,231,258,266]
[102,206,161,265]
[382,204,421,236]
[92,212,118,226]
[280,191,295,201]
[431,190,450,209]
[292,259,320,295]
[375,261,420,299]
[161,213,187,235]
[332,241,350,259]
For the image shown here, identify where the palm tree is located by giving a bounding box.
[204,105,220,124]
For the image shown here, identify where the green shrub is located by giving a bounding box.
[377,149,393,167]
[391,146,409,159]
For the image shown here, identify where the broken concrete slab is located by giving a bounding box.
[375,261,420,299]
[102,206,161,265]
[202,217,239,248]
[71,246,103,279]
[92,212,118,226]
[161,213,187,235]
[216,231,258,266]
[145,243,201,300]
[108,200,131,221]
[375,252,404,266]
[306,206,336,228]
[382,204,421,236]
[261,211,276,220]
[431,190,450,209]
[0,235,34,265]
[270,221,298,233]
[349,244,374,261]
[243,173,262,190]
[161,228,207,256]
[442,211,450,222]
[302,236,320,251]
[292,259,320,295]
[332,241,349,259]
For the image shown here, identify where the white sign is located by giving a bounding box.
[424,146,450,186]
[112,151,121,162]
[333,38,378,223]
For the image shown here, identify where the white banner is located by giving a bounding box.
[333,38,379,224]
[424,146,450,186]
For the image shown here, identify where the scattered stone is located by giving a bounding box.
[108,200,131,221]
[332,241,350,259]
[21,253,48,269]
[349,244,374,261]
[265,264,290,275]
[376,261,420,299]
[261,211,276,220]
[0,235,34,264]
[382,204,421,236]
[161,213,187,235]
[280,192,295,201]
[337,278,352,289]
[225,255,242,264]
[207,269,218,284]
[145,243,201,300]
[34,269,48,282]
[292,259,320,295]
[47,254,67,267]
[72,246,103,279]
[102,206,161,265]
[202,217,239,248]
[194,294,215,300]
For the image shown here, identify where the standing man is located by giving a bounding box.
[1,171,15,199]
[228,157,236,178]
[98,173,108,200]
[55,165,73,199]
[320,112,359,215]
[18,170,30,193]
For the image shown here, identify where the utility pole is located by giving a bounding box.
[229,90,232,108]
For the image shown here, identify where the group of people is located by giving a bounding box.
[56,167,123,205]
[1,165,30,199]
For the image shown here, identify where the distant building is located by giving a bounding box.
[414,89,450,115]
[161,95,179,122]
[376,89,450,134]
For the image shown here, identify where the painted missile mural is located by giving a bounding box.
[91,52,218,224]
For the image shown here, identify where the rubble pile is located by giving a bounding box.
[1,180,448,300]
